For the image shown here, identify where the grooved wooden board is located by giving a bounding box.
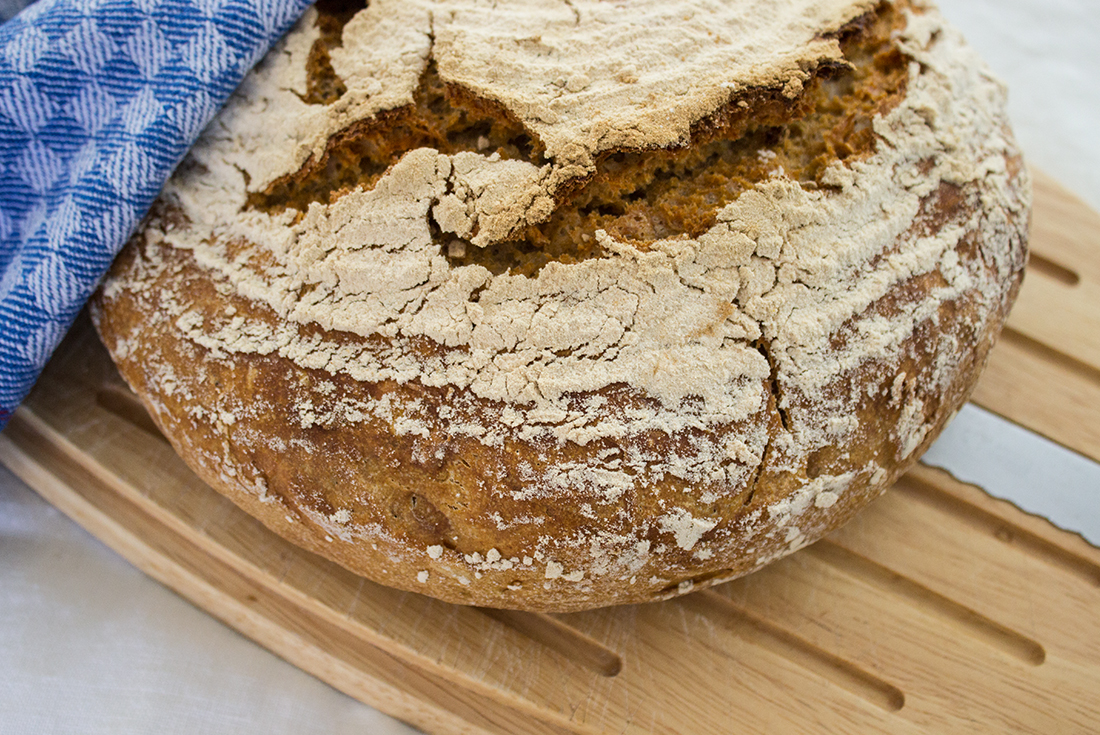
[1,170,1098,734]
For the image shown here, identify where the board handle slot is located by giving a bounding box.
[1027,253,1081,287]
[1000,327,1100,387]
[684,590,905,713]
[897,473,1100,588]
[95,384,168,443]
[808,540,1046,665]
[477,608,623,677]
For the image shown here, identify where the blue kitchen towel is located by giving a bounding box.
[0,0,313,428]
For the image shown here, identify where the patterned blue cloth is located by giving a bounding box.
[0,0,312,428]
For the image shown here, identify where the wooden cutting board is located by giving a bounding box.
[2,170,1098,734]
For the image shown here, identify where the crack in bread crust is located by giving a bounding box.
[301,0,369,105]
[253,60,544,218]
[254,2,910,279]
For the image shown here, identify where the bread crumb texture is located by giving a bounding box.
[93,0,1028,611]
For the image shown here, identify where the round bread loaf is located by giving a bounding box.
[91,0,1029,611]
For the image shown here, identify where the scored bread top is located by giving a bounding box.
[223,0,876,197]
[96,0,1029,610]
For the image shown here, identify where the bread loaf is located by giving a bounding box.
[91,0,1029,611]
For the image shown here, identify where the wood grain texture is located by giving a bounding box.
[1,171,1099,734]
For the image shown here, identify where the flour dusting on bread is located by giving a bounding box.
[93,0,1029,611]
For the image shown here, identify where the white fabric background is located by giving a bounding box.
[2,1,1099,732]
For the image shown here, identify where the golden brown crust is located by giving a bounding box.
[91,0,1029,611]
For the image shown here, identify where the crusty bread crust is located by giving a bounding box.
[92,0,1028,611]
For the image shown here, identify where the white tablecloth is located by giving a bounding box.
[2,1,1098,732]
